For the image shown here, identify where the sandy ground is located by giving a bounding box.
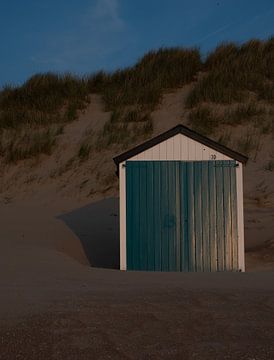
[1,275,274,360]
[0,195,274,359]
[0,90,274,358]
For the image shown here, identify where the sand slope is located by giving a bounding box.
[0,89,273,278]
[0,88,274,358]
[0,88,273,268]
[0,196,274,359]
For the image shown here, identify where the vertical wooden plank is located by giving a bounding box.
[153,162,162,271]
[236,163,245,271]
[159,141,167,160]
[188,138,196,160]
[166,138,174,160]
[180,162,189,271]
[128,162,141,270]
[146,161,154,270]
[140,150,147,159]
[201,162,210,271]
[175,162,181,271]
[202,146,210,161]
[134,162,142,270]
[223,161,232,270]
[180,134,188,160]
[186,162,196,271]
[143,148,153,160]
[160,161,169,271]
[195,142,204,160]
[126,162,133,270]
[152,145,160,160]
[215,160,225,271]
[173,135,181,160]
[167,161,177,271]
[230,162,239,271]
[208,161,218,272]
[194,162,203,271]
[139,161,148,270]
[120,162,127,270]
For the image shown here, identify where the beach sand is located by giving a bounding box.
[0,195,274,359]
[0,91,274,359]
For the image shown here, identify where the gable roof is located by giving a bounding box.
[113,124,248,171]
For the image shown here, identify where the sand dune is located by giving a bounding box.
[0,89,274,358]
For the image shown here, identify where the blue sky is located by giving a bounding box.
[1,0,274,86]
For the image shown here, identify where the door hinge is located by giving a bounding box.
[214,163,239,168]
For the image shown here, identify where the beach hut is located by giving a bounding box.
[113,124,248,272]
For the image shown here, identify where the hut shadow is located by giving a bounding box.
[58,197,119,269]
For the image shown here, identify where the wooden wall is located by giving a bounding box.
[119,133,245,272]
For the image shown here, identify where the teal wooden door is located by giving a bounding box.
[126,161,238,272]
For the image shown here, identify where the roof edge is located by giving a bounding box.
[113,124,248,170]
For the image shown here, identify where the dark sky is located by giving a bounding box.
[1,0,274,86]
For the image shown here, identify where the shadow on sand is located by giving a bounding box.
[59,197,119,269]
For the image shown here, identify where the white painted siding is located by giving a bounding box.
[236,163,245,271]
[129,133,233,161]
[119,162,127,270]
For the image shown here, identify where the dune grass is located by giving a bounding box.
[217,131,232,147]
[1,40,273,123]
[87,48,201,149]
[265,159,274,171]
[94,48,201,111]
[0,48,201,154]
[4,127,58,163]
[223,102,266,125]
[188,102,268,136]
[186,38,274,107]
[0,73,90,129]
[188,106,219,135]
[235,127,262,159]
[78,143,92,160]
[95,112,154,150]
[258,83,274,103]
[1,40,274,161]
[91,48,201,147]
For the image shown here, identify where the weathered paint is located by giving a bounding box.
[208,162,217,271]
[119,162,127,270]
[126,160,239,272]
[180,162,189,271]
[119,133,245,272]
[236,163,245,271]
[130,133,232,161]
